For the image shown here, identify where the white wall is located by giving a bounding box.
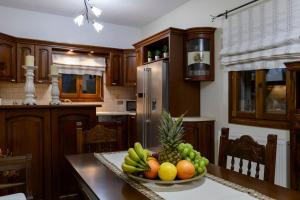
[141,0,290,187]
[0,5,141,49]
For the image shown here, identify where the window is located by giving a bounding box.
[229,69,288,129]
[59,74,103,102]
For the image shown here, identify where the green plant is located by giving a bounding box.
[155,50,161,57]
[147,51,152,58]
[162,45,168,53]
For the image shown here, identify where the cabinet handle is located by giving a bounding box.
[10,79,16,82]
[131,116,135,119]
[112,82,117,85]
[134,82,137,86]
[185,77,191,80]
[37,80,43,83]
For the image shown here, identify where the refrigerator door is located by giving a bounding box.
[136,65,146,146]
[136,61,168,148]
[146,61,168,148]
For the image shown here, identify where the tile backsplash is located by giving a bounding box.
[0,74,136,112]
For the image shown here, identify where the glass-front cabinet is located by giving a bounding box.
[184,28,215,81]
[238,71,256,113]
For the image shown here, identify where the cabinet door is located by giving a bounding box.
[128,115,137,148]
[123,50,137,87]
[0,38,16,82]
[183,121,214,163]
[35,45,52,84]
[0,110,51,199]
[17,43,35,83]
[107,52,123,86]
[135,47,143,66]
[51,108,96,200]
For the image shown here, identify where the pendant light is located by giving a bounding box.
[74,0,104,32]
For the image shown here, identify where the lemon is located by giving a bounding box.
[158,162,177,181]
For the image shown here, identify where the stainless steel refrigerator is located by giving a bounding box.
[136,60,168,148]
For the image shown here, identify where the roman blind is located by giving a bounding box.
[221,0,300,71]
[52,53,106,76]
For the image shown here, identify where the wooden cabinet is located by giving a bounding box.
[0,105,97,199]
[123,50,137,86]
[184,28,216,81]
[286,62,300,191]
[17,43,35,82]
[35,45,52,83]
[0,37,16,82]
[107,52,123,86]
[133,28,200,117]
[127,115,137,147]
[0,109,52,199]
[182,120,214,163]
[135,47,143,66]
[51,107,96,199]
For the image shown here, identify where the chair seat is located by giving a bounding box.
[0,193,26,200]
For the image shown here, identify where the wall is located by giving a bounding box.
[141,0,290,187]
[0,5,141,49]
[0,72,136,111]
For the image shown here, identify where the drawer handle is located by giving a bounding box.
[37,80,43,83]
[10,79,16,82]
[112,82,117,85]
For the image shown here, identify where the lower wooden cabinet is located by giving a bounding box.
[182,120,215,163]
[0,106,97,200]
[0,109,52,199]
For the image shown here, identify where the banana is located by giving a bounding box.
[122,163,145,173]
[125,155,146,168]
[134,142,147,163]
[128,148,143,163]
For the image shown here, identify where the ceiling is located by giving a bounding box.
[0,0,190,27]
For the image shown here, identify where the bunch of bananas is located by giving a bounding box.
[122,142,150,173]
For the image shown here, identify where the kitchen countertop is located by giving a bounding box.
[175,116,215,122]
[96,111,136,116]
[0,104,101,109]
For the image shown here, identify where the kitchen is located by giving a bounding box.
[0,0,300,200]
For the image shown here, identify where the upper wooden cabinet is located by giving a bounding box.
[106,52,123,86]
[35,45,52,83]
[123,50,137,86]
[0,37,16,82]
[135,47,143,67]
[17,43,35,82]
[184,27,216,81]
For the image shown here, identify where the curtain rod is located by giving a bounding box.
[210,0,260,22]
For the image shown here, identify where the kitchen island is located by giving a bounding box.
[0,105,98,200]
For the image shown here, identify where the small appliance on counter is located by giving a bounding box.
[125,100,136,112]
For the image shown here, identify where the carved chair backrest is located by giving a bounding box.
[218,128,277,184]
[76,122,122,153]
[0,154,33,199]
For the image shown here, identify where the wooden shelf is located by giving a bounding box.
[143,57,169,65]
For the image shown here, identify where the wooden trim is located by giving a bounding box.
[229,117,289,130]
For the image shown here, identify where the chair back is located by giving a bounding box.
[0,154,33,199]
[76,122,122,153]
[218,128,277,184]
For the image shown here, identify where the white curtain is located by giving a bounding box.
[221,0,300,71]
[52,53,106,76]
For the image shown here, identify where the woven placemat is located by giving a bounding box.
[94,152,274,200]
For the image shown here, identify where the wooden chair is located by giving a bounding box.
[76,122,123,153]
[218,128,277,184]
[0,154,33,199]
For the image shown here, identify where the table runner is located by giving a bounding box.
[95,152,274,200]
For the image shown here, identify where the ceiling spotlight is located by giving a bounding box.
[74,15,84,26]
[93,21,104,32]
[91,7,102,17]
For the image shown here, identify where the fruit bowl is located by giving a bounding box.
[127,168,206,185]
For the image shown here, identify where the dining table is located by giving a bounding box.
[66,152,300,200]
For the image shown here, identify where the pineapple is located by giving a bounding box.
[158,111,184,165]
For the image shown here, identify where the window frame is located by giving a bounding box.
[59,74,103,102]
[229,69,290,130]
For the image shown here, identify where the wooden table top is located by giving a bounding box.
[66,153,300,200]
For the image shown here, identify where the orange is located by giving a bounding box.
[144,159,160,179]
[176,160,195,180]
